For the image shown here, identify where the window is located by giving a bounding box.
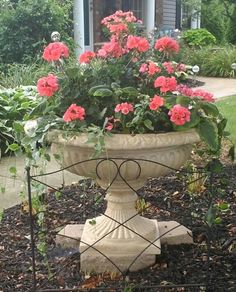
[122,0,144,21]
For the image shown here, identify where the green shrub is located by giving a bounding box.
[201,46,236,78]
[201,0,231,44]
[182,28,216,47]
[0,86,39,155]
[0,62,51,88]
[183,45,236,78]
[0,0,73,64]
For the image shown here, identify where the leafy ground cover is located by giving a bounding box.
[0,151,235,291]
[216,95,236,144]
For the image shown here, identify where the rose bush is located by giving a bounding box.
[28,10,227,154]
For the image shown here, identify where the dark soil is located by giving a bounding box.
[0,159,236,291]
[183,78,205,88]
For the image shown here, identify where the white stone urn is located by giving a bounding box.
[50,130,200,273]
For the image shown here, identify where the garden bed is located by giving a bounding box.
[0,157,236,291]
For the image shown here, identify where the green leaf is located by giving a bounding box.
[176,95,191,106]
[93,88,113,97]
[218,202,229,211]
[228,145,235,162]
[206,159,223,174]
[122,87,139,97]
[65,67,79,78]
[9,166,17,176]
[199,101,219,117]
[217,118,227,136]
[8,143,20,152]
[30,100,47,117]
[111,82,120,90]
[88,85,109,96]
[197,118,218,151]
[205,204,217,227]
[99,107,107,119]
[214,217,222,225]
[144,119,154,130]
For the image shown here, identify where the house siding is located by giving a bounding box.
[162,0,176,29]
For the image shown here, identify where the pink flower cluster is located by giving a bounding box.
[63,104,85,122]
[97,39,125,58]
[115,102,134,115]
[154,36,180,54]
[168,105,191,126]
[43,42,69,62]
[177,85,215,102]
[149,95,164,111]
[79,51,96,63]
[101,10,137,30]
[126,35,150,52]
[154,76,177,93]
[37,74,59,97]
[139,62,161,75]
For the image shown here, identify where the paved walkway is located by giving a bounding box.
[1,77,236,210]
[194,76,236,99]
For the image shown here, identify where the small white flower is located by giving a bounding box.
[24,120,38,136]
[192,65,200,73]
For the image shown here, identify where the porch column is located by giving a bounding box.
[191,9,201,29]
[74,0,85,57]
[146,0,156,36]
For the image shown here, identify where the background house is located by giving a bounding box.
[74,0,191,56]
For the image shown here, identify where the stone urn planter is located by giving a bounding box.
[50,129,200,273]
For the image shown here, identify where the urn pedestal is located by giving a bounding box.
[50,130,199,273]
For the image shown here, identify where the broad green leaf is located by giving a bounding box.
[176,95,191,106]
[122,87,139,96]
[20,102,30,109]
[217,118,227,136]
[30,100,47,117]
[111,83,120,90]
[197,118,218,151]
[88,85,109,96]
[199,101,219,117]
[144,119,154,130]
[93,88,113,97]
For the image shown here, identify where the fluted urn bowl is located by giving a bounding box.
[50,130,200,273]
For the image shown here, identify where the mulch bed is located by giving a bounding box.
[0,154,236,292]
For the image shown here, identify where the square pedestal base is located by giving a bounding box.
[56,221,193,273]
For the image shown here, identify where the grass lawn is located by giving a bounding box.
[216,95,236,144]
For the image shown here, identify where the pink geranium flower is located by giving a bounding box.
[43,42,69,62]
[154,76,177,93]
[126,35,149,52]
[148,62,161,75]
[37,74,59,97]
[154,36,179,54]
[99,39,124,58]
[63,104,85,122]
[163,62,174,74]
[149,95,165,111]
[192,89,215,102]
[79,51,96,63]
[168,104,191,126]
[115,102,134,115]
